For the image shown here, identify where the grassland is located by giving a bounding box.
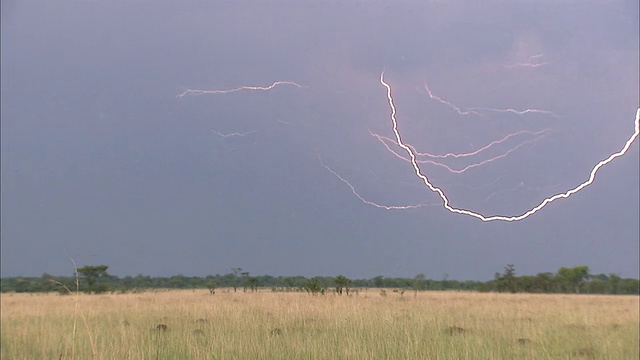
[1,289,638,359]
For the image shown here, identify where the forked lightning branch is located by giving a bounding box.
[379,72,639,222]
[178,74,640,222]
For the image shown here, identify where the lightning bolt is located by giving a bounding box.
[372,131,547,174]
[212,129,256,138]
[468,107,559,117]
[503,54,548,68]
[319,158,435,210]
[177,81,305,99]
[424,82,480,116]
[370,129,549,159]
[380,72,639,222]
[424,80,558,118]
[178,80,305,142]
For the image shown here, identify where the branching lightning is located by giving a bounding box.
[179,80,305,141]
[423,82,480,116]
[212,129,256,138]
[371,128,549,158]
[319,157,435,210]
[423,79,558,117]
[411,129,549,159]
[177,81,305,99]
[468,107,559,117]
[371,130,548,174]
[503,54,548,68]
[380,72,640,222]
[179,75,637,222]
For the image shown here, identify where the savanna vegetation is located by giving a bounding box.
[2,265,638,359]
[1,264,638,295]
[1,289,638,359]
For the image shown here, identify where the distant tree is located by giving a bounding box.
[441,274,451,290]
[241,272,250,292]
[370,276,384,288]
[305,278,322,295]
[619,278,640,295]
[39,273,59,292]
[585,278,607,294]
[534,272,554,293]
[284,277,295,291]
[607,273,621,294]
[413,273,426,297]
[121,276,134,293]
[231,268,242,292]
[496,265,517,293]
[77,265,109,294]
[169,275,187,289]
[248,277,259,292]
[334,275,352,295]
[206,280,217,294]
[556,266,590,293]
[133,274,151,288]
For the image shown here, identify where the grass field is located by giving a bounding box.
[1,289,638,359]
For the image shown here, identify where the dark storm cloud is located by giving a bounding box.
[1,0,638,280]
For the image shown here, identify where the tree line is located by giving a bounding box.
[478,264,638,294]
[1,265,637,295]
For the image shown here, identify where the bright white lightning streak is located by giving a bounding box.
[424,82,480,116]
[319,158,431,210]
[370,129,549,159]
[468,107,558,117]
[419,136,546,174]
[372,132,547,174]
[424,80,558,118]
[418,129,550,158]
[381,72,640,222]
[177,81,305,99]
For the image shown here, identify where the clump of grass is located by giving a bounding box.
[47,253,98,359]
[445,326,466,335]
[575,346,595,357]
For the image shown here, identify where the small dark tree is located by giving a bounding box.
[248,277,259,292]
[305,278,322,295]
[534,272,554,293]
[496,264,517,293]
[557,266,590,293]
[335,275,352,295]
[413,273,426,297]
[505,264,517,293]
[77,265,109,294]
[231,268,242,292]
[284,277,295,291]
[608,273,621,294]
[441,274,450,290]
[370,276,384,288]
[241,272,250,292]
[206,280,217,295]
[121,276,134,293]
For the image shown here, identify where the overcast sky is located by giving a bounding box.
[1,1,638,280]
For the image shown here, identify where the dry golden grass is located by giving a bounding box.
[1,289,638,359]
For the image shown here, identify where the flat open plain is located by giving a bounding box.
[1,290,638,359]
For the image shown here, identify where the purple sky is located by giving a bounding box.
[1,1,638,280]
